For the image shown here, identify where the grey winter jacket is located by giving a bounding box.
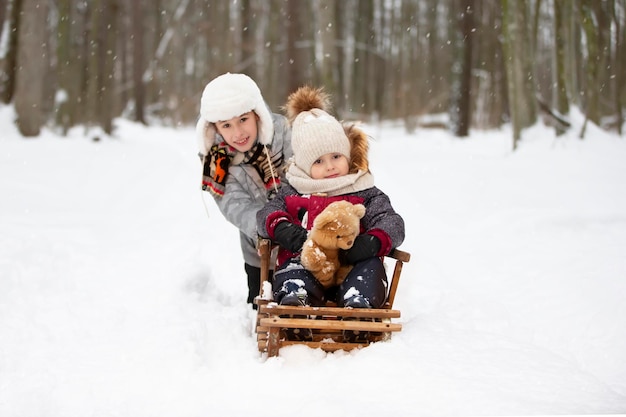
[209,113,292,267]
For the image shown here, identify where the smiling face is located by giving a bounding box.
[310,152,350,179]
[214,111,259,152]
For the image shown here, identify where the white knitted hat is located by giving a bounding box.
[291,108,351,175]
[196,73,274,155]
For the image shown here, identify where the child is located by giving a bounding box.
[256,86,405,341]
[196,73,292,308]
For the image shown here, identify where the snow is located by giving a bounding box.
[1,103,625,416]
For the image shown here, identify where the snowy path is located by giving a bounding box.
[1,111,625,416]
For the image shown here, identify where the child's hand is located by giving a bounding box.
[273,222,308,253]
[344,234,381,264]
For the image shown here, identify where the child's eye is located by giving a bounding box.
[313,159,322,165]
[220,122,231,129]
[332,153,341,159]
[240,116,248,123]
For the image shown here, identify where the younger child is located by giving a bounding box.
[197,73,292,307]
[256,86,405,341]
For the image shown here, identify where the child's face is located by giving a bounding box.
[310,153,350,179]
[215,111,259,152]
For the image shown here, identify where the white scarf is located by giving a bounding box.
[286,164,375,196]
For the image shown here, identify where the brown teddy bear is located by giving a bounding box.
[300,200,366,288]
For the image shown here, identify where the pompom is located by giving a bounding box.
[284,86,332,124]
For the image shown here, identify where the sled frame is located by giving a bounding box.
[254,238,411,357]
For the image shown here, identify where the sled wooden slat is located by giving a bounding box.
[280,341,370,351]
[254,239,410,357]
[260,317,402,332]
[259,304,401,319]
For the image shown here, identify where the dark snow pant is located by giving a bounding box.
[245,263,273,309]
[272,257,388,308]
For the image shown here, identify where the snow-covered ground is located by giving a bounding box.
[1,104,625,416]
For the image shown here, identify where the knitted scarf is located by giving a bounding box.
[286,163,375,196]
[202,142,283,198]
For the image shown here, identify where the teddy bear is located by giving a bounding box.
[300,200,366,288]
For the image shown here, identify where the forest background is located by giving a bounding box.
[0,0,624,148]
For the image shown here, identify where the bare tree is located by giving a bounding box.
[580,0,607,131]
[502,0,537,149]
[0,0,7,49]
[251,0,271,86]
[398,0,419,131]
[284,0,312,93]
[81,0,119,135]
[5,0,623,143]
[554,0,570,135]
[14,0,48,136]
[1,0,22,104]
[451,0,475,137]
[132,0,147,124]
[612,0,625,135]
[335,0,354,114]
[99,0,120,134]
[316,0,338,95]
[55,0,75,133]
[350,0,374,117]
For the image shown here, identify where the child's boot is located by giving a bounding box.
[342,295,372,343]
[277,281,312,341]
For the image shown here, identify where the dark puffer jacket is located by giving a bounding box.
[257,183,405,267]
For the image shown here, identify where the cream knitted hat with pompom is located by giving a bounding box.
[291,108,351,175]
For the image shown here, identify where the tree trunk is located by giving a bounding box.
[14,0,48,136]
[84,0,101,128]
[579,0,609,130]
[132,0,146,124]
[55,0,85,134]
[502,0,536,149]
[400,0,418,131]
[473,0,506,129]
[335,0,352,114]
[0,0,6,46]
[351,0,373,117]
[252,0,270,90]
[284,0,311,94]
[613,0,625,135]
[317,0,338,95]
[452,0,475,137]
[99,0,119,134]
[1,0,22,104]
[554,0,570,136]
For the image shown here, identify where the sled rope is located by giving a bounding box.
[263,145,279,194]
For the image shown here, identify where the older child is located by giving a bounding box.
[197,73,292,308]
[256,86,405,341]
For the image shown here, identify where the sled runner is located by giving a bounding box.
[254,238,411,357]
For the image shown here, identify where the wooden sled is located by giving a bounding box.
[254,238,411,357]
